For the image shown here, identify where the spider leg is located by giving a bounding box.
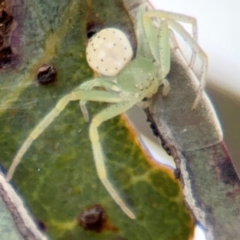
[135,6,153,59]
[167,20,208,109]
[169,28,190,66]
[89,100,138,219]
[143,15,171,96]
[145,10,198,69]
[144,9,207,108]
[79,78,120,122]
[6,89,123,181]
[142,12,161,63]
[162,78,170,96]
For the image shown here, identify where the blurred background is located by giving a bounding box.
[127,0,240,239]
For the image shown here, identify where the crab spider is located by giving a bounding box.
[6,7,207,219]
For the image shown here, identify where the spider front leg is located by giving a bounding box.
[144,10,207,109]
[79,78,120,122]
[142,11,171,96]
[89,100,138,219]
[167,19,208,109]
[143,9,198,69]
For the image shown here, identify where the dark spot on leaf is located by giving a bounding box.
[218,161,239,186]
[37,220,47,231]
[145,111,172,156]
[161,140,172,156]
[78,204,118,233]
[0,35,3,47]
[149,122,159,137]
[174,168,181,179]
[0,9,13,34]
[37,64,57,85]
[143,114,159,137]
[87,30,97,39]
[86,20,103,39]
[78,204,106,232]
[0,46,13,69]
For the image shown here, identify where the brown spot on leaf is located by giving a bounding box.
[218,160,239,186]
[0,1,18,69]
[78,204,118,233]
[86,20,103,39]
[0,46,12,68]
[37,64,57,85]
[0,8,13,34]
[146,110,173,156]
[174,168,181,179]
[0,34,4,48]
[146,114,159,137]
[37,220,47,231]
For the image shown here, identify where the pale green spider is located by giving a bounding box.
[6,7,207,219]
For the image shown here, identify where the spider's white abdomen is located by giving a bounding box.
[86,28,133,77]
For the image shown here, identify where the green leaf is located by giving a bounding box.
[0,0,194,239]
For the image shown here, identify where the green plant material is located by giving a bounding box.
[0,0,194,239]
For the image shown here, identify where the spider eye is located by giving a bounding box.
[0,46,13,69]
